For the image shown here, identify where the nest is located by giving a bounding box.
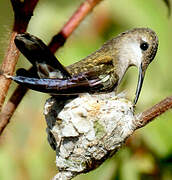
[44,92,137,180]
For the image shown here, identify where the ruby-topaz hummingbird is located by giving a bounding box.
[7,28,158,105]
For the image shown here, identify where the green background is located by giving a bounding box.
[0,0,172,179]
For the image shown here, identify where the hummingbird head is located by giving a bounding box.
[115,28,158,105]
[132,28,158,105]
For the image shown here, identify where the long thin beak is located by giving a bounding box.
[133,63,146,105]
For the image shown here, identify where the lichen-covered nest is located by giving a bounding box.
[44,92,137,180]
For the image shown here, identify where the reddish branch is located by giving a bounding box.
[48,0,103,53]
[135,96,172,129]
[11,0,39,32]
[0,32,20,110]
[0,0,39,133]
[0,86,28,133]
[0,0,38,111]
[0,0,103,134]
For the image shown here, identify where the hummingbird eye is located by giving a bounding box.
[140,42,149,51]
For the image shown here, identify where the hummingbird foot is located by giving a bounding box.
[0,70,13,79]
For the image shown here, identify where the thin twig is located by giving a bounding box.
[135,96,172,129]
[0,0,103,135]
[48,0,103,53]
[0,0,39,111]
[0,32,20,111]
[0,86,28,133]
[0,0,39,134]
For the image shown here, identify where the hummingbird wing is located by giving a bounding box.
[10,73,104,95]
[11,67,119,95]
[14,33,71,79]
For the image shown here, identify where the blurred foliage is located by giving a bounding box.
[163,0,171,15]
[0,0,172,179]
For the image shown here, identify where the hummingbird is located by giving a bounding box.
[7,28,158,105]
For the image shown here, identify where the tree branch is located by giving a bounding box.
[0,0,39,111]
[48,0,103,53]
[0,0,39,134]
[0,32,20,111]
[0,85,28,133]
[135,96,172,129]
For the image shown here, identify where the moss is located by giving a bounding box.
[93,121,105,139]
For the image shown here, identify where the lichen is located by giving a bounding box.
[44,92,137,180]
[93,120,105,139]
